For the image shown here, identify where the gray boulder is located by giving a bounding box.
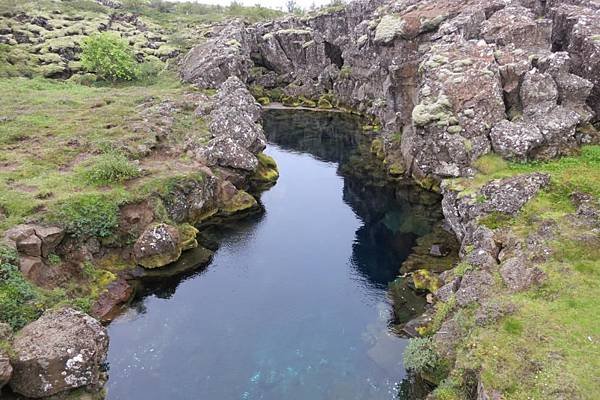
[10,308,108,398]
[490,120,544,161]
[133,223,182,269]
[500,257,546,292]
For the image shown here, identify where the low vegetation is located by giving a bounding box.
[428,145,600,399]
[81,33,138,81]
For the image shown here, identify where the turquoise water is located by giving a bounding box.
[106,110,440,400]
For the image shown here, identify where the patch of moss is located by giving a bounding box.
[250,152,279,190]
[412,94,456,127]
[412,269,443,293]
[220,190,258,216]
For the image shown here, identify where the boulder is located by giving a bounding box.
[455,270,494,306]
[90,279,134,322]
[133,223,182,269]
[193,76,266,172]
[10,308,108,398]
[499,257,546,292]
[490,120,544,161]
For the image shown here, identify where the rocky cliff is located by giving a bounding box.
[181,0,600,188]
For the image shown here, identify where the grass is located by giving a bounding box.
[0,74,211,235]
[440,145,600,399]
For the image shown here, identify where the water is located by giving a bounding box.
[106,110,442,400]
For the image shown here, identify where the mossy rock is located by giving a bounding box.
[252,152,279,186]
[299,96,316,108]
[257,96,271,106]
[178,223,199,251]
[370,138,385,159]
[374,14,406,44]
[220,190,258,216]
[38,52,63,64]
[281,95,302,107]
[412,269,443,293]
[414,174,441,193]
[67,73,97,85]
[40,63,66,77]
[317,98,333,109]
[387,162,405,177]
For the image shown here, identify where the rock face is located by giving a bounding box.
[180,0,599,184]
[192,76,266,172]
[4,224,65,287]
[10,308,108,398]
[133,223,183,269]
[180,20,253,89]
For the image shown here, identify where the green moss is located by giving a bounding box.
[178,223,199,251]
[251,152,279,187]
[478,211,513,230]
[317,97,333,109]
[374,14,405,44]
[412,269,443,293]
[299,96,316,108]
[339,65,352,79]
[412,95,455,127]
[473,153,508,175]
[220,190,257,215]
[257,96,271,105]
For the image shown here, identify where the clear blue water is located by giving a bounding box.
[106,111,440,400]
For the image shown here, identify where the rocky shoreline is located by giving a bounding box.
[0,74,278,398]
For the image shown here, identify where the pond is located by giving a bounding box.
[105,110,444,400]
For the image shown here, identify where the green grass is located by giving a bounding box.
[0,75,211,235]
[80,151,140,185]
[443,145,600,399]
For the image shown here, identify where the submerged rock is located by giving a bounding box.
[10,308,108,398]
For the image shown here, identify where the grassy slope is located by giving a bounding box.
[435,146,600,399]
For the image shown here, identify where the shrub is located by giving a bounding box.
[404,337,440,373]
[0,262,43,330]
[81,33,138,81]
[84,152,140,185]
[50,194,120,239]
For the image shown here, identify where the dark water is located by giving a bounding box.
[106,110,442,400]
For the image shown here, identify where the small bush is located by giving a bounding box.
[404,337,440,373]
[84,152,140,185]
[50,194,120,239]
[81,33,138,81]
